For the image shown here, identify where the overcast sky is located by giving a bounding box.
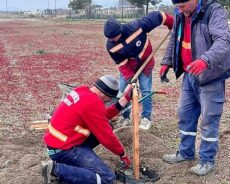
[0,0,172,11]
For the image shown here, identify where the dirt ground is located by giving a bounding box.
[0,18,229,184]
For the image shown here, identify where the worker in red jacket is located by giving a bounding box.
[42,75,132,184]
[104,11,174,130]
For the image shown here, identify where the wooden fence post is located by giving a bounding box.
[132,83,140,179]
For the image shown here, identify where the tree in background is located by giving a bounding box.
[127,0,161,14]
[68,0,92,19]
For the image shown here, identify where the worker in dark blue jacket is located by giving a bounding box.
[104,11,174,130]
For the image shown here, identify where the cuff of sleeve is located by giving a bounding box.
[200,55,211,68]
[160,12,167,25]
[115,102,123,111]
[161,58,172,66]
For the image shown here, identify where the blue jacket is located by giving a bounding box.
[106,11,169,80]
[161,0,230,86]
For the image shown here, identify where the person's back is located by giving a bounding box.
[42,75,133,184]
[44,86,104,150]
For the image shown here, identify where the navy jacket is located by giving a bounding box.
[106,11,169,80]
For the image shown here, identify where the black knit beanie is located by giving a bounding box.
[104,18,123,39]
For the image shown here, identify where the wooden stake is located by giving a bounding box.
[132,83,140,179]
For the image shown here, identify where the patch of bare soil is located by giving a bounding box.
[97,128,167,171]
[0,18,229,184]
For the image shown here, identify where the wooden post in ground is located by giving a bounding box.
[132,83,140,179]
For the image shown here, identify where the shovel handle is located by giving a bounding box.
[130,30,171,83]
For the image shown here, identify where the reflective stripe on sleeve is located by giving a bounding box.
[109,28,143,53]
[138,37,149,59]
[201,135,218,142]
[160,12,167,25]
[118,59,128,67]
[74,125,90,137]
[48,124,68,142]
[125,28,142,44]
[179,130,197,136]
[109,43,123,53]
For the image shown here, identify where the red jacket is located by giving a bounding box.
[43,86,124,156]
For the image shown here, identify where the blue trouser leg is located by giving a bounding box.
[199,81,225,164]
[50,146,115,184]
[138,73,152,120]
[119,72,152,120]
[56,164,105,184]
[178,73,200,159]
[178,73,225,163]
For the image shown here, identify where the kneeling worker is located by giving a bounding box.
[42,75,132,184]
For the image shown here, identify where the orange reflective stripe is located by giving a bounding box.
[109,43,123,53]
[160,12,167,25]
[138,37,149,59]
[125,28,142,44]
[48,124,68,142]
[109,28,143,53]
[74,125,90,137]
[118,59,128,67]
[182,41,191,49]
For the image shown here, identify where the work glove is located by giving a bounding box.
[187,59,208,76]
[159,65,170,83]
[120,151,131,169]
[123,84,133,102]
[164,13,174,30]
[118,84,133,107]
[114,84,133,112]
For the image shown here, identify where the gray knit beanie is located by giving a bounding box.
[94,75,119,97]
